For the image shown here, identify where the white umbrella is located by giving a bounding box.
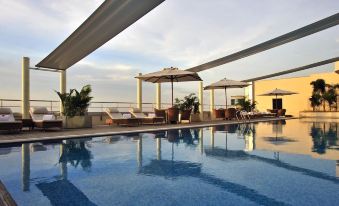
[259,88,298,109]
[136,67,202,106]
[204,78,250,108]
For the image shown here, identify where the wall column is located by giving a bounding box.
[251,81,255,103]
[198,81,204,121]
[22,57,30,119]
[209,89,215,120]
[156,83,161,109]
[60,70,66,114]
[137,73,142,111]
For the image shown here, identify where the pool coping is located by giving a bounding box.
[0,117,295,144]
[0,180,17,206]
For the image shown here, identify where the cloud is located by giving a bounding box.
[0,0,338,105]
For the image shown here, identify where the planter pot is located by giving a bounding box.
[62,116,92,129]
[190,113,201,122]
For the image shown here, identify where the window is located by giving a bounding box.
[272,99,282,109]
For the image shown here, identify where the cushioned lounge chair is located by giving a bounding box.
[226,108,238,120]
[154,108,167,123]
[30,107,63,130]
[0,107,22,132]
[129,108,164,125]
[104,108,140,126]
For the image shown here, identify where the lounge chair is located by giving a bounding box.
[104,107,140,126]
[226,108,238,120]
[129,108,164,125]
[213,108,225,119]
[29,107,63,130]
[0,107,22,132]
[277,109,286,117]
[154,108,167,123]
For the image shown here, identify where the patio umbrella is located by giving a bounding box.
[136,67,202,106]
[259,88,298,109]
[204,78,250,108]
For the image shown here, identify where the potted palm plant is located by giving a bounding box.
[56,85,93,128]
[174,93,200,122]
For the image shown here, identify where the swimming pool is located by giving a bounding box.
[0,119,338,206]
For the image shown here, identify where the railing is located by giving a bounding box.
[0,98,228,113]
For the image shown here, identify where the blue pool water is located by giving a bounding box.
[0,119,338,206]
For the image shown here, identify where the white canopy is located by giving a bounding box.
[36,0,165,70]
[259,88,298,96]
[204,78,249,90]
[136,67,202,83]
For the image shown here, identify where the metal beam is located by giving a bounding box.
[242,57,339,82]
[187,13,339,73]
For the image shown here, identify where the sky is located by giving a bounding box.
[0,0,338,107]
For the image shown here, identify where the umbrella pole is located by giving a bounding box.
[225,87,228,109]
[275,94,278,110]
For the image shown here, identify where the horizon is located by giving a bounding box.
[0,0,338,105]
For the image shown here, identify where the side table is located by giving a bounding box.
[21,119,34,130]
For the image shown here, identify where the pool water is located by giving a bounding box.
[0,119,338,206]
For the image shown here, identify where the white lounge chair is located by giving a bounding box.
[0,107,22,132]
[29,107,62,130]
[129,108,164,125]
[104,107,140,126]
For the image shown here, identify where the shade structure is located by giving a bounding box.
[136,67,202,106]
[259,88,298,109]
[36,0,165,70]
[204,78,250,108]
[186,13,339,73]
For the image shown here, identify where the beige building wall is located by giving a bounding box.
[254,65,339,117]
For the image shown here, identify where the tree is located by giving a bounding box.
[323,86,337,111]
[310,79,326,111]
[56,85,93,117]
[236,98,256,112]
[310,79,326,94]
[309,93,322,111]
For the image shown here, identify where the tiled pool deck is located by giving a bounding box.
[0,117,294,144]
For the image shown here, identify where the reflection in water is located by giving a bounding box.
[310,122,338,154]
[137,135,142,168]
[36,180,97,206]
[156,138,161,160]
[199,128,204,154]
[59,143,67,180]
[210,127,215,148]
[59,140,93,171]
[4,120,338,206]
[21,143,30,192]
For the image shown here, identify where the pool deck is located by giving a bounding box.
[0,117,294,144]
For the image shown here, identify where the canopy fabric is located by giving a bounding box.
[136,67,202,106]
[204,78,249,90]
[243,57,339,82]
[259,88,298,96]
[186,13,339,73]
[36,0,165,70]
[136,67,202,83]
[204,78,249,109]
